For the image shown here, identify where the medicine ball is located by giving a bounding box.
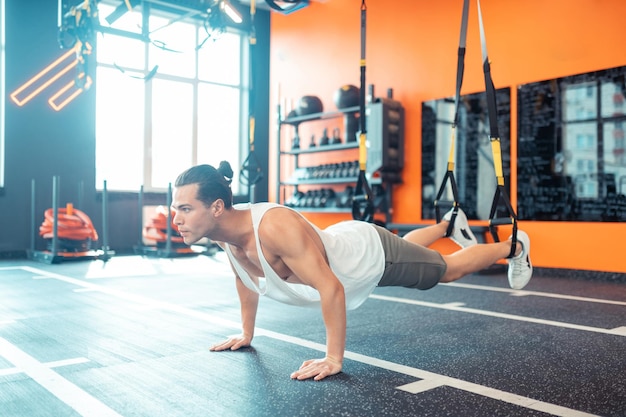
[334,84,360,109]
[296,95,323,116]
[286,109,299,121]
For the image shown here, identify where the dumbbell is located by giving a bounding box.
[286,191,305,207]
[321,188,336,208]
[338,185,354,208]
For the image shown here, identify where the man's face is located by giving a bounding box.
[172,183,215,245]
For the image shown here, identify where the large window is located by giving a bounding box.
[95,3,247,193]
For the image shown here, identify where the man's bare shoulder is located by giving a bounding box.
[260,206,304,228]
[258,207,310,244]
[261,205,301,219]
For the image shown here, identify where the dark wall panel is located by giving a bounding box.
[1,0,98,255]
[0,0,271,257]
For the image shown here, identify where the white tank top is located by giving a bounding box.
[223,202,385,310]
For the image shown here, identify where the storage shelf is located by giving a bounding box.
[282,141,358,155]
[282,177,359,186]
[276,104,362,212]
[275,93,402,224]
[286,207,353,213]
[282,106,359,125]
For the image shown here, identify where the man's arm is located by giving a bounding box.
[236,276,260,345]
[290,276,345,381]
[210,263,260,351]
[260,211,346,381]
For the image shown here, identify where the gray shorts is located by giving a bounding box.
[372,224,446,290]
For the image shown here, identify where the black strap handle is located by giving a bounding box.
[240,1,264,190]
[433,0,469,234]
[352,0,375,222]
[478,0,517,258]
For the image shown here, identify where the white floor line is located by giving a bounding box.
[249,330,599,417]
[343,352,600,417]
[73,288,99,293]
[43,357,91,368]
[0,338,122,417]
[610,326,626,336]
[397,379,446,394]
[0,357,90,376]
[441,282,626,306]
[12,265,603,417]
[369,293,625,336]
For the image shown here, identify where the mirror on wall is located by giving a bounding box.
[421,88,511,220]
[517,66,626,221]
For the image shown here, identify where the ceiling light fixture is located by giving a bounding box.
[264,0,308,14]
[220,0,243,24]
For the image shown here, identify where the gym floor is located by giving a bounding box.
[0,252,624,417]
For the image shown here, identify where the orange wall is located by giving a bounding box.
[269,0,626,274]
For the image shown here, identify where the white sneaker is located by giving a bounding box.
[507,231,533,289]
[443,208,478,248]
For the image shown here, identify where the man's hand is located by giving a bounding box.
[290,357,342,381]
[209,334,252,351]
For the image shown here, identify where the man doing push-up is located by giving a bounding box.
[171,161,533,381]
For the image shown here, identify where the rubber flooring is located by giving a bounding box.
[0,253,624,417]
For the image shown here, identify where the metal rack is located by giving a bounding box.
[133,183,217,258]
[27,176,113,264]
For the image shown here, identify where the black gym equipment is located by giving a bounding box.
[264,0,309,15]
[351,0,375,223]
[433,0,469,238]
[286,109,302,150]
[28,176,113,264]
[334,84,360,110]
[319,128,330,146]
[296,95,324,116]
[344,110,359,143]
[366,86,405,185]
[57,0,97,89]
[239,0,264,203]
[385,0,514,248]
[331,127,342,145]
[477,0,518,257]
[133,183,216,258]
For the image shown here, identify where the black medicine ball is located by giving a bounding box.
[334,84,360,109]
[296,96,324,116]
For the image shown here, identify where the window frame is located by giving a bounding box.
[95,1,250,195]
[561,77,626,200]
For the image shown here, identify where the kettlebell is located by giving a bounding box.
[344,113,358,142]
[319,128,330,146]
[331,127,342,144]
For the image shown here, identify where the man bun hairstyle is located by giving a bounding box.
[217,161,234,181]
[175,161,234,208]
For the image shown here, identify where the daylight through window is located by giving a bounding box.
[95,3,247,194]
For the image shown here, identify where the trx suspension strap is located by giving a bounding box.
[477,0,517,258]
[352,0,375,222]
[433,0,470,236]
[240,0,264,201]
